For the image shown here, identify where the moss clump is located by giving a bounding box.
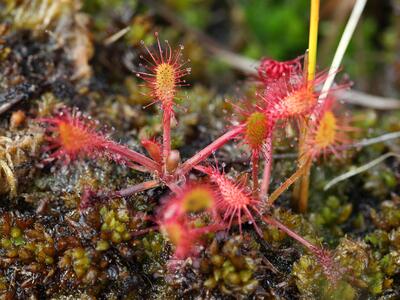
[0,213,55,265]
[362,167,397,199]
[198,235,260,297]
[293,237,385,299]
[0,275,7,291]
[371,200,400,231]
[99,203,132,244]
[263,208,321,248]
[60,247,92,279]
[96,198,147,246]
[309,195,352,240]
[58,246,113,293]
[293,255,356,300]
[365,208,400,292]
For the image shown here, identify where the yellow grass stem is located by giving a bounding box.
[307,0,320,82]
[294,0,320,212]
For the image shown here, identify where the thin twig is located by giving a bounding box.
[345,131,400,149]
[104,26,131,45]
[0,83,39,115]
[324,152,400,190]
[338,90,400,110]
[274,131,400,159]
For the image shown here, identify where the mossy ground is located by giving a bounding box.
[1,1,400,299]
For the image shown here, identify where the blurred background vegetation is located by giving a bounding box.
[80,0,399,96]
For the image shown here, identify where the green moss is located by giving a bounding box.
[97,199,146,247]
[0,1,399,298]
[293,237,388,299]
[371,201,400,230]
[294,253,357,299]
[196,235,260,297]
[263,208,321,248]
[309,196,352,240]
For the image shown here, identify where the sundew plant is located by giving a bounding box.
[38,0,360,286]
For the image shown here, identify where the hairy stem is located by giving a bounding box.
[268,157,312,206]
[251,151,259,196]
[178,125,245,176]
[261,215,319,253]
[106,143,161,173]
[163,106,172,171]
[260,135,273,199]
[116,180,160,197]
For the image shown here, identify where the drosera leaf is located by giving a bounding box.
[38,108,161,173]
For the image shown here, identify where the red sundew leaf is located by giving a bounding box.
[257,57,303,85]
[260,70,319,123]
[159,183,219,222]
[260,67,348,126]
[136,32,191,110]
[196,165,263,237]
[141,138,162,164]
[159,218,198,259]
[159,214,222,260]
[305,96,353,159]
[38,108,161,172]
[157,183,223,260]
[229,97,273,156]
[38,109,112,164]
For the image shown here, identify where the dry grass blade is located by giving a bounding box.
[317,0,367,105]
[324,152,400,190]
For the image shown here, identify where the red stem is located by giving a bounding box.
[166,181,182,194]
[125,162,150,173]
[251,151,259,196]
[131,226,159,237]
[106,143,161,173]
[178,125,245,176]
[261,214,336,280]
[116,180,160,197]
[261,215,320,254]
[193,164,211,175]
[163,106,172,171]
[260,134,273,199]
